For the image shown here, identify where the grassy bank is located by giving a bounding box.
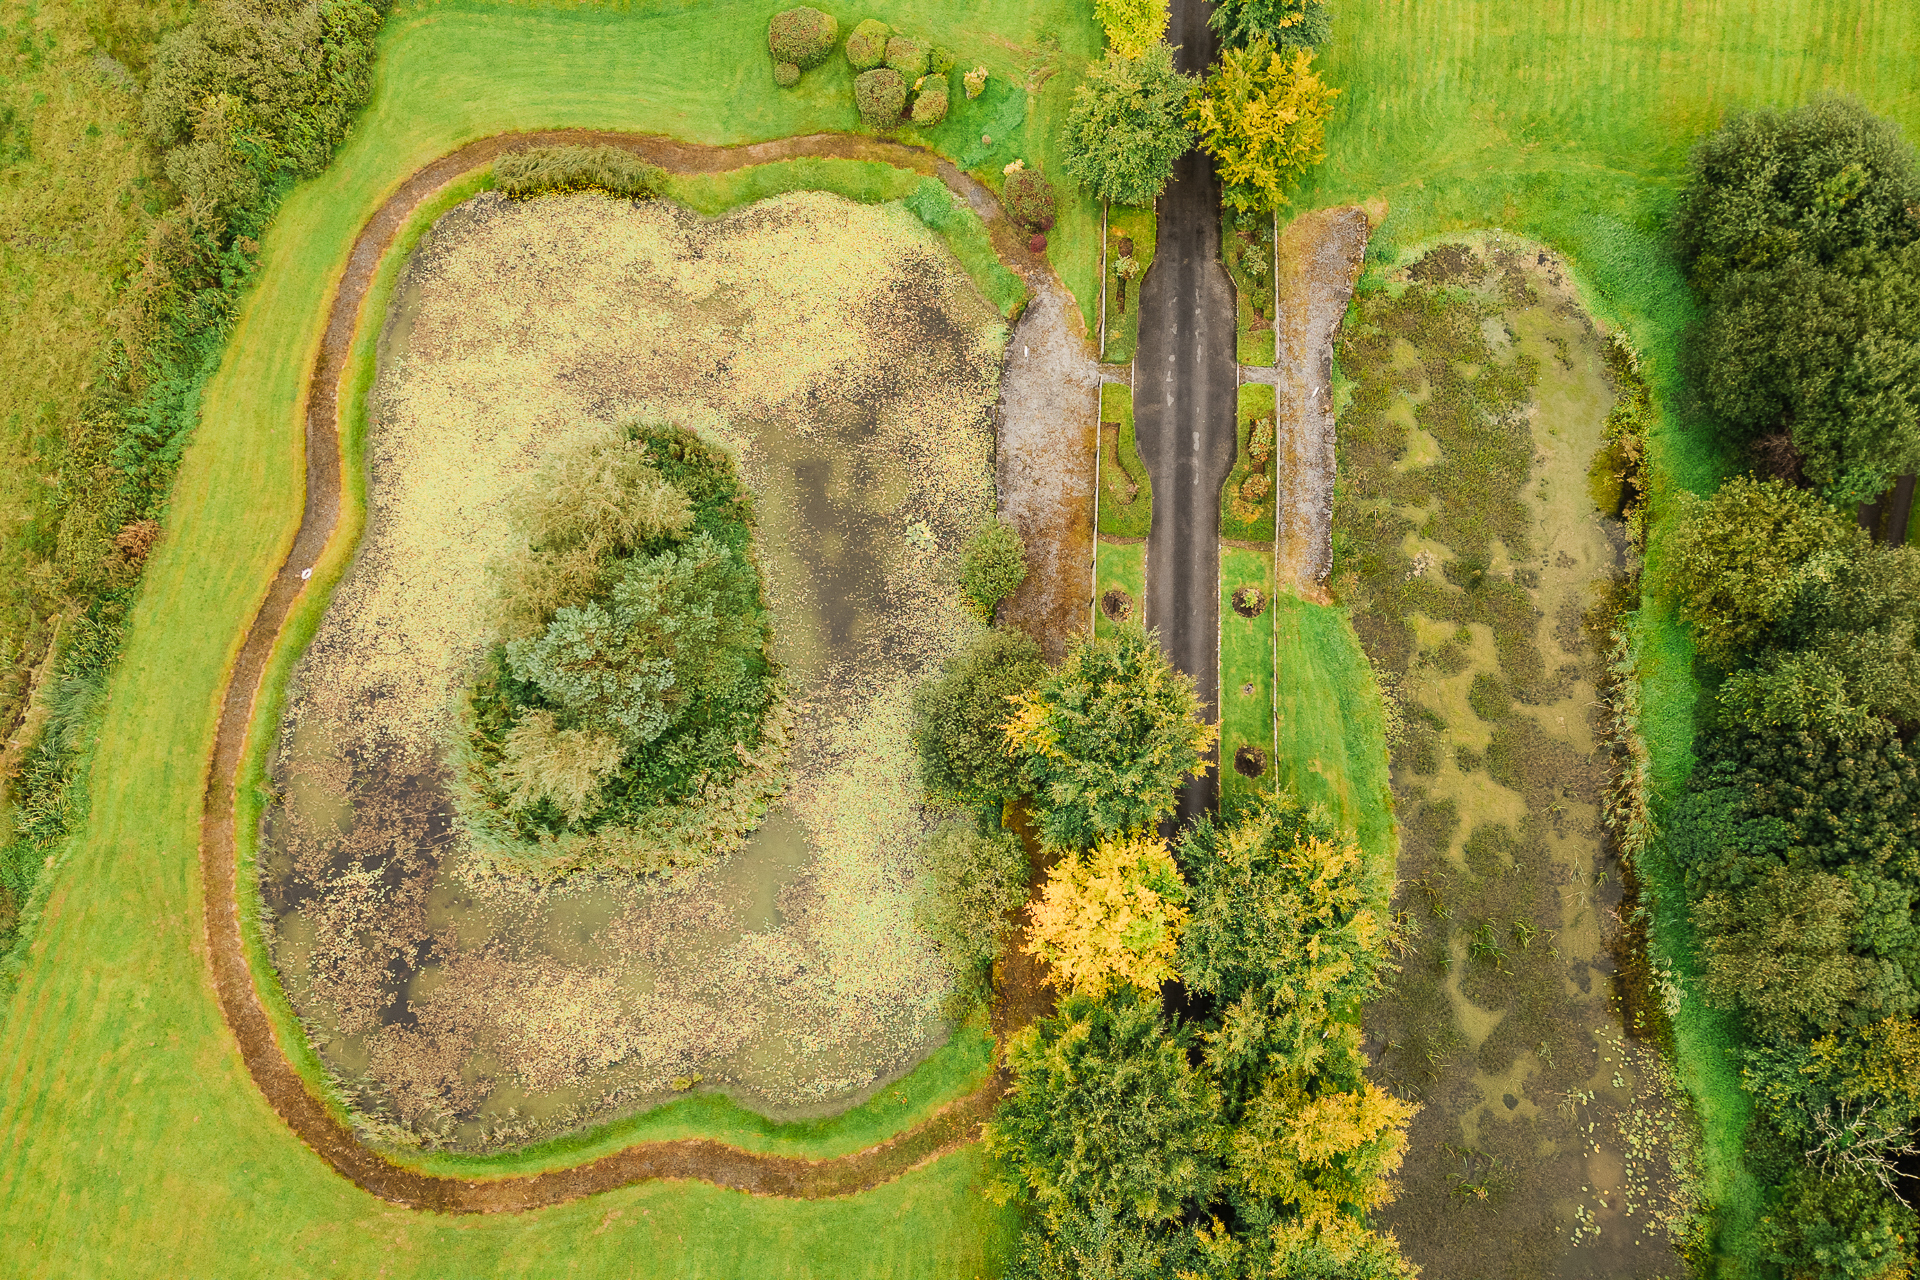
[1099,205,1156,364]
[1094,541,1145,642]
[1097,381,1151,539]
[1218,549,1276,809]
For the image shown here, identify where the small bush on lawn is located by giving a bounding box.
[1003,163,1058,232]
[773,61,800,87]
[959,517,1029,618]
[930,45,955,74]
[885,35,929,80]
[911,74,951,126]
[768,6,838,69]
[855,67,908,128]
[846,18,890,69]
[495,145,668,200]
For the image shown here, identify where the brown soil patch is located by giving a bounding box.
[200,130,1071,1211]
[1231,744,1267,779]
[1230,585,1267,618]
[1100,587,1134,622]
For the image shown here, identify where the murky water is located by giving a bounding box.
[1339,238,1699,1279]
[257,191,1007,1150]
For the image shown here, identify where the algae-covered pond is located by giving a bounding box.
[1335,237,1700,1279]
[258,190,1008,1150]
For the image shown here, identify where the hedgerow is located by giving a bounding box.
[493,145,668,200]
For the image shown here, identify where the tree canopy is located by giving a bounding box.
[1026,834,1189,997]
[912,627,1047,806]
[1189,41,1338,213]
[1004,622,1213,848]
[1061,44,1197,208]
[1206,0,1331,51]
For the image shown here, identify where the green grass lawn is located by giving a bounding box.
[1097,381,1152,539]
[0,0,1113,1269]
[1100,205,1156,364]
[1094,541,1145,642]
[1218,549,1276,810]
[1224,211,1276,366]
[1221,382,1276,542]
[1270,596,1397,885]
[1292,2,1920,1268]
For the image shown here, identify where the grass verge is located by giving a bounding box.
[1218,549,1276,810]
[1094,541,1145,643]
[1224,210,1276,366]
[1221,383,1276,542]
[1100,204,1156,364]
[1097,381,1151,539]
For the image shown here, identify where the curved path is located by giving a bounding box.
[198,129,1076,1212]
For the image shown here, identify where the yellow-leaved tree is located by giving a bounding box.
[1188,39,1339,212]
[1093,0,1170,59]
[1026,833,1189,997]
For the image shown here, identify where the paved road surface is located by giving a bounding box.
[1135,0,1237,826]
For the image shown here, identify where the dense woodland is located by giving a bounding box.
[1664,99,1920,1280]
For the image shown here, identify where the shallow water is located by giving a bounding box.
[257,191,1006,1149]
[1343,239,1698,1279]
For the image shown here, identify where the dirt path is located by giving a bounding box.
[199,129,1073,1212]
[1268,206,1370,600]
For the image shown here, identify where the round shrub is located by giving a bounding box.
[1005,166,1057,232]
[772,60,801,87]
[930,45,955,74]
[885,34,929,80]
[1029,232,1047,253]
[910,75,950,126]
[846,18,890,69]
[854,67,908,128]
[767,6,838,70]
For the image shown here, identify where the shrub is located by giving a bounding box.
[1190,41,1339,212]
[854,67,909,128]
[846,18,890,69]
[1062,44,1197,207]
[1004,623,1215,848]
[507,427,693,559]
[1208,0,1332,50]
[986,988,1224,1224]
[930,45,955,74]
[494,145,669,200]
[497,711,626,822]
[965,65,989,99]
[885,35,929,80]
[773,60,800,87]
[767,6,838,69]
[912,628,1048,806]
[913,821,1031,971]
[959,517,1029,618]
[1694,868,1874,1042]
[1003,164,1058,232]
[1673,97,1920,295]
[1027,834,1189,996]
[1093,0,1170,59]
[911,73,951,126]
[1758,1168,1919,1280]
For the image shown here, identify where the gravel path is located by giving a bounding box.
[1270,206,1370,599]
[199,129,1069,1212]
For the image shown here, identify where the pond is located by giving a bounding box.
[258,190,1008,1150]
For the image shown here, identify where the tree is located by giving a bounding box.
[505,532,767,747]
[1207,0,1331,51]
[1188,40,1339,214]
[1026,834,1189,997]
[1061,45,1197,208]
[1694,867,1874,1042]
[1759,1167,1919,1280]
[960,517,1030,619]
[1697,245,1920,503]
[913,820,1031,972]
[1092,0,1169,59]
[508,427,692,561]
[1672,97,1920,295]
[912,628,1047,805]
[986,988,1223,1225]
[1004,623,1214,847]
[1664,476,1861,665]
[1228,1074,1416,1233]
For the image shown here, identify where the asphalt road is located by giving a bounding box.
[1135,0,1238,827]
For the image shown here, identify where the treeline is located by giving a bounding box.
[1664,98,1920,1280]
[911,606,1414,1278]
[1,0,386,955]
